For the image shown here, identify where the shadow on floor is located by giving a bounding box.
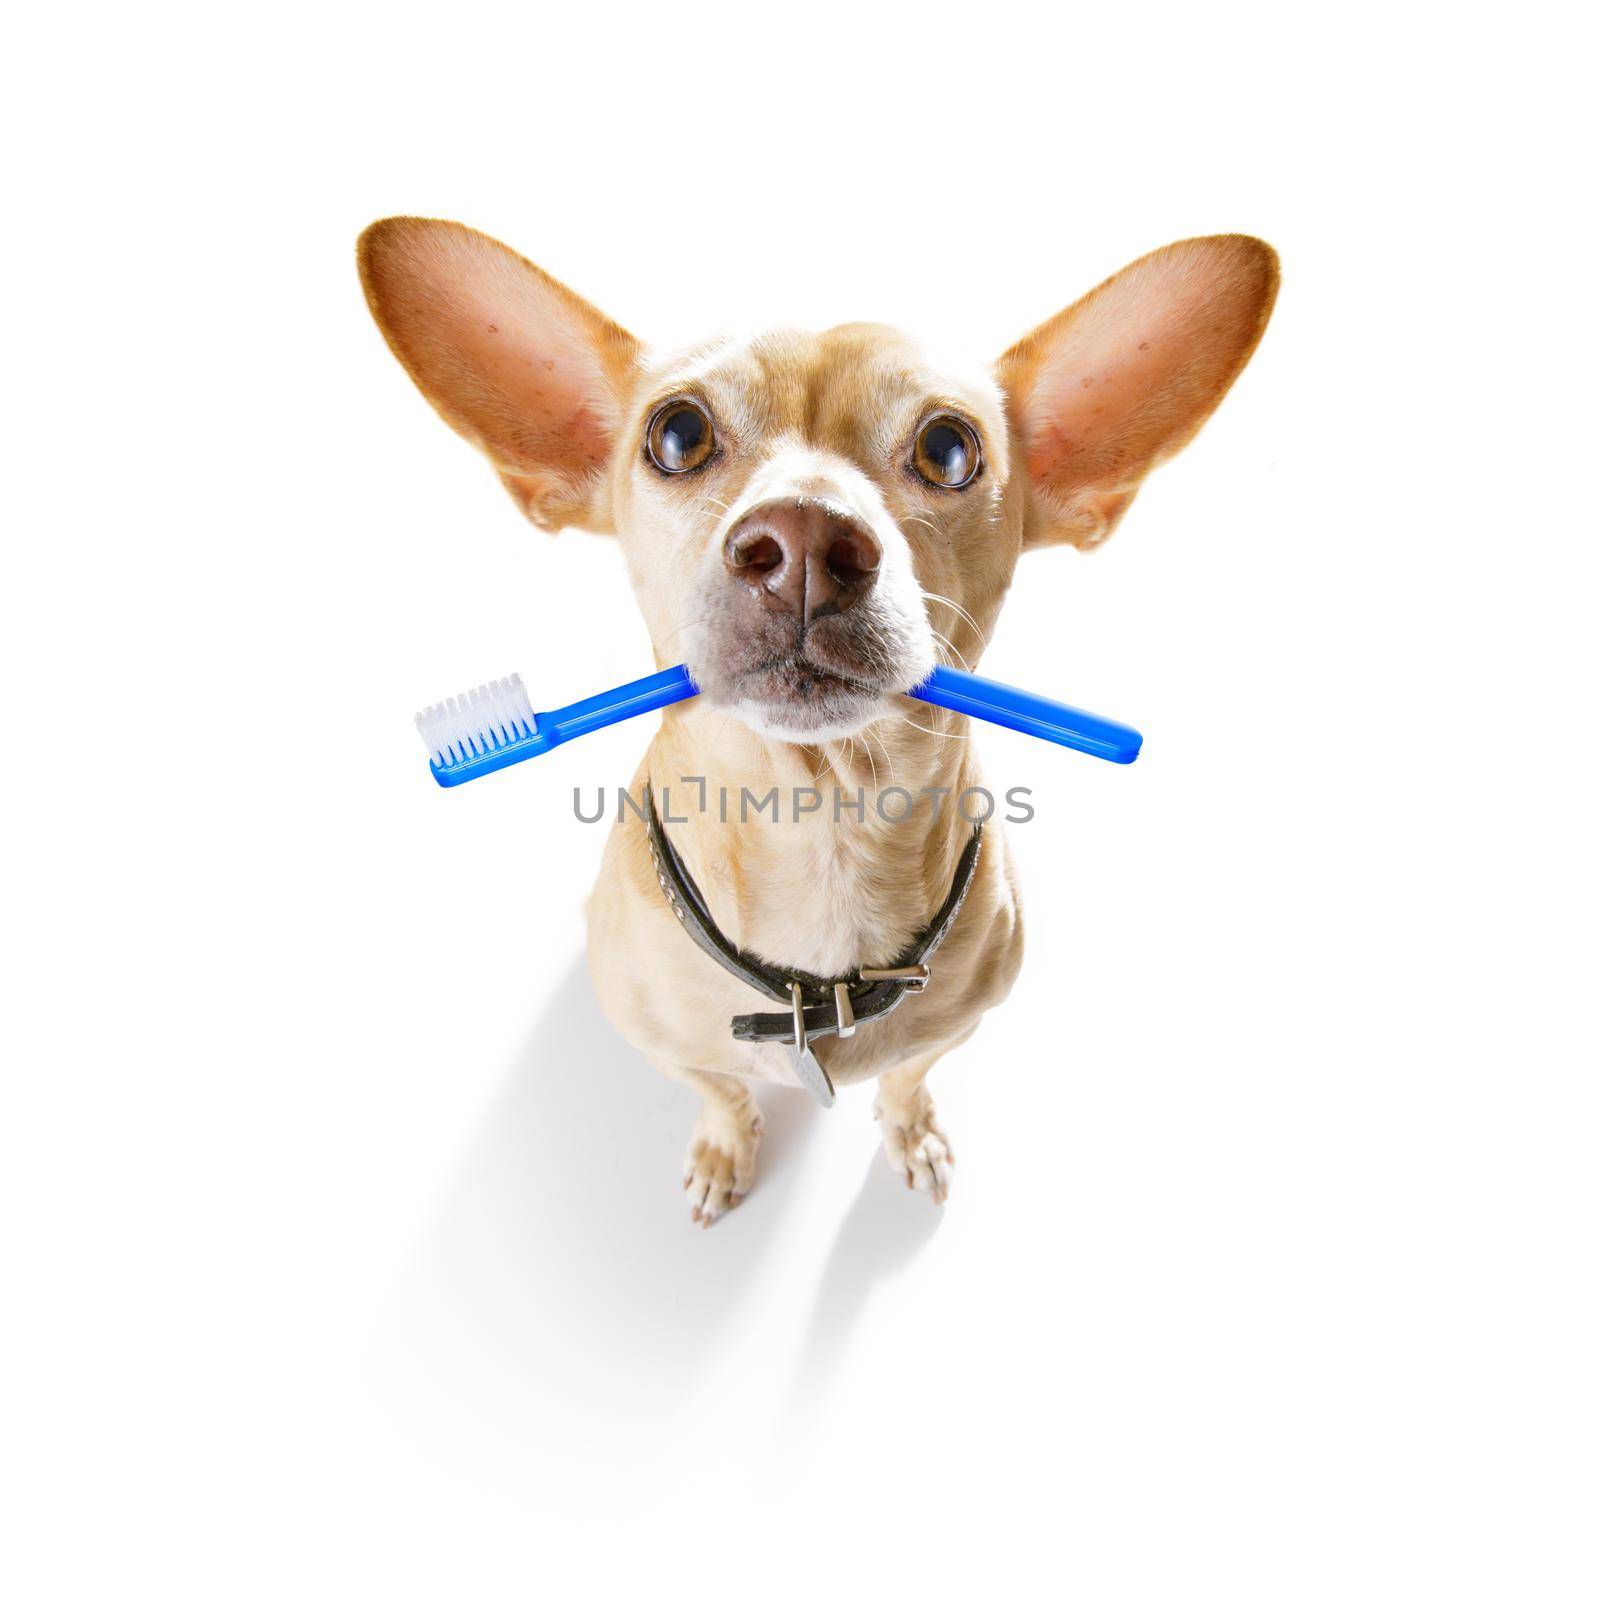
[785,1151,946,1407]
[394,958,947,1419]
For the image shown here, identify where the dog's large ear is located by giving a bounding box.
[357,217,642,532]
[996,235,1278,551]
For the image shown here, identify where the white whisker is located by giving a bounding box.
[868,725,897,787]
[929,627,973,673]
[657,611,709,652]
[897,711,969,743]
[924,591,988,651]
[859,732,879,789]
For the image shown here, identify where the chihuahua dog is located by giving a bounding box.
[360,219,1277,1223]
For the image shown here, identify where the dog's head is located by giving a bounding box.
[359,220,1276,740]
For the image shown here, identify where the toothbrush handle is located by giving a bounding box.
[544,663,699,744]
[536,662,1140,764]
[907,664,1142,765]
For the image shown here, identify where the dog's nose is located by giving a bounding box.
[723,499,881,625]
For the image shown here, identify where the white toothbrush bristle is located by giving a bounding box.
[415,673,539,767]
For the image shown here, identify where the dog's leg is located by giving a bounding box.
[874,1051,956,1204]
[680,1071,763,1228]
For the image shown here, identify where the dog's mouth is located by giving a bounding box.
[692,614,923,740]
[734,653,889,720]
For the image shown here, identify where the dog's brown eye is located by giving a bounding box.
[647,400,715,474]
[912,416,980,489]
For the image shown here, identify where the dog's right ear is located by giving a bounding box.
[357,217,642,532]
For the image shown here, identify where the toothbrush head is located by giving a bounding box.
[414,674,551,787]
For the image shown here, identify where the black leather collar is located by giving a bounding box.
[645,784,983,1105]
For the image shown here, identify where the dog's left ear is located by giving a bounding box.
[996,235,1278,550]
[357,217,642,532]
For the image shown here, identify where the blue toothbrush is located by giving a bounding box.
[416,664,1141,788]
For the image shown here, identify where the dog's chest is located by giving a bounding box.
[733,818,925,977]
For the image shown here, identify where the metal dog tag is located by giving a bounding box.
[788,983,836,1107]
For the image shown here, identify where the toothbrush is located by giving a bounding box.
[416,664,1141,788]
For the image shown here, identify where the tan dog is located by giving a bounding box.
[359,220,1277,1223]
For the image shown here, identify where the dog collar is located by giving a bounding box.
[644,784,983,1106]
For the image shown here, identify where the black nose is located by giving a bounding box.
[722,499,882,625]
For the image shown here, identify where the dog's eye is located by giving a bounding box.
[912,416,980,489]
[647,400,715,474]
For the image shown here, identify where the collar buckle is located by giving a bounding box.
[857,963,933,994]
[832,981,857,1038]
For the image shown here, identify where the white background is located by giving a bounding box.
[5,3,1596,1594]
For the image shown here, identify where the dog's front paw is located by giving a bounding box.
[683,1102,762,1227]
[875,1089,954,1204]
